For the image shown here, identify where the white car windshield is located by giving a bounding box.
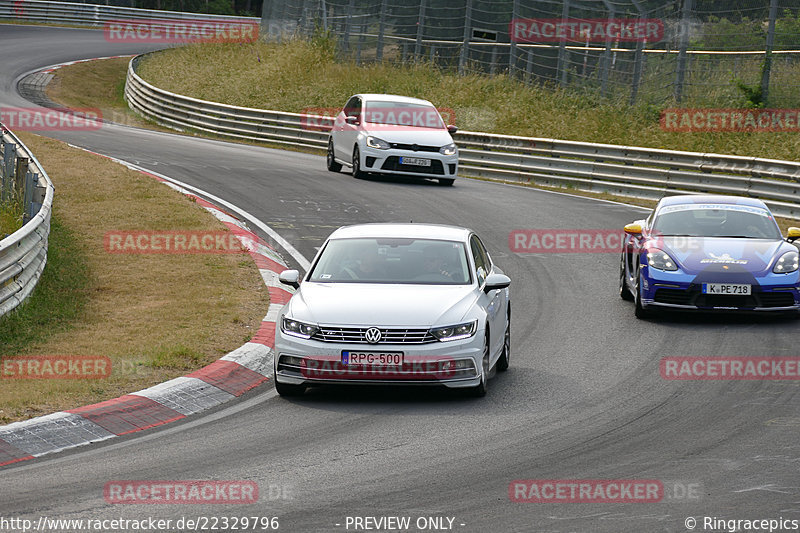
[308,238,471,284]
[363,102,444,128]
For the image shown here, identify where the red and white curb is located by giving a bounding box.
[0,147,297,468]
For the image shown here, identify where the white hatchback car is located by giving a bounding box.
[326,94,459,186]
[274,223,511,397]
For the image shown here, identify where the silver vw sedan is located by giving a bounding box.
[273,223,511,397]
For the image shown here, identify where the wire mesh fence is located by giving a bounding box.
[262,0,800,107]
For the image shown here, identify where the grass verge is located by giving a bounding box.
[0,132,269,424]
[134,40,800,162]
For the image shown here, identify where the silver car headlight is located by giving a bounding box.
[366,136,391,150]
[773,251,799,273]
[281,316,319,339]
[430,320,477,342]
[646,248,678,271]
[439,143,457,156]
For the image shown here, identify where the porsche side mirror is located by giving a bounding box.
[345,115,359,125]
[624,223,643,236]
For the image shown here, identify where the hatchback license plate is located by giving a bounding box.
[343,351,403,366]
[702,283,751,295]
[399,157,431,167]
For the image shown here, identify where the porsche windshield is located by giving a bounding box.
[652,204,781,239]
[308,238,471,284]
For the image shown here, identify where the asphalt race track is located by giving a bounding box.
[1,24,799,533]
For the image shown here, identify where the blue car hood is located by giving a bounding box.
[648,236,795,276]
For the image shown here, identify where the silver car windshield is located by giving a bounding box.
[653,205,781,239]
[308,238,471,284]
[363,102,444,128]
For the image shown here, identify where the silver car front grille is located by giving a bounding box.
[311,327,437,344]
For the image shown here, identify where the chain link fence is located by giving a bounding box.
[261,0,800,107]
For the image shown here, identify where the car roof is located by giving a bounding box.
[328,223,473,242]
[354,94,435,106]
[658,194,769,210]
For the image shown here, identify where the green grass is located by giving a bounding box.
[136,39,800,162]
[0,195,24,238]
[0,213,90,353]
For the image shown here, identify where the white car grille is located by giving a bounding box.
[311,327,436,344]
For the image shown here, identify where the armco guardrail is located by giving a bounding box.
[0,0,255,27]
[0,127,54,318]
[124,53,800,218]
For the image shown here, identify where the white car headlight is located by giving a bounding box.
[439,143,457,156]
[281,317,319,339]
[430,320,477,341]
[366,136,391,150]
[774,251,799,273]
[646,248,678,271]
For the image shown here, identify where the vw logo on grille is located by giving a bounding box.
[411,144,419,151]
[365,327,382,344]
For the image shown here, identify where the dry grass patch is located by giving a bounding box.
[0,132,268,424]
[46,57,170,132]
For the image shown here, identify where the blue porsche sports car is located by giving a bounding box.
[620,195,800,318]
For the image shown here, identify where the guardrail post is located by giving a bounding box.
[2,142,16,204]
[23,170,36,224]
[14,155,28,200]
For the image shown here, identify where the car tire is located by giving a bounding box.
[327,139,342,172]
[496,311,510,372]
[275,379,306,397]
[468,332,490,397]
[619,255,634,301]
[438,178,455,186]
[352,146,366,179]
[634,274,652,319]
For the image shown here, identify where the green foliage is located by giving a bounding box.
[734,79,765,108]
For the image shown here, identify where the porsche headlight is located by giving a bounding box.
[366,136,391,150]
[281,317,319,339]
[439,143,457,156]
[773,251,799,273]
[430,320,477,341]
[646,248,678,271]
